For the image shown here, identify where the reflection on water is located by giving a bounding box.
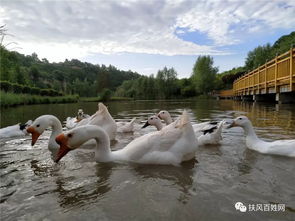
[1,99,295,221]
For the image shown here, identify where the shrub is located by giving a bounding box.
[100,89,112,101]
[22,85,31,94]
[12,83,23,93]
[40,89,49,96]
[0,81,12,92]
[31,87,41,95]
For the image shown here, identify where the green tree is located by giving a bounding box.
[29,66,40,84]
[96,71,109,93]
[15,65,26,85]
[156,67,178,99]
[245,43,273,71]
[191,56,218,94]
[272,31,295,55]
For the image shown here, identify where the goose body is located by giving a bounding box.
[197,121,224,145]
[0,120,32,139]
[228,116,295,157]
[75,103,117,140]
[157,110,223,145]
[116,117,136,133]
[55,111,198,165]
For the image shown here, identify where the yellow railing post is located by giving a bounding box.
[257,66,260,94]
[265,63,267,93]
[290,47,293,91]
[275,55,278,93]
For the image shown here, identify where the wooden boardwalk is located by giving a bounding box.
[233,48,295,96]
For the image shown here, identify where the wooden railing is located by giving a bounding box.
[218,89,234,97]
[233,48,295,95]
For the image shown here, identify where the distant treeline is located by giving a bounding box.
[115,67,188,99]
[0,45,140,97]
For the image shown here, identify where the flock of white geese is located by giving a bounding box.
[0,102,294,165]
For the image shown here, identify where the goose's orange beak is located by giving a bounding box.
[55,134,71,163]
[157,114,162,119]
[26,126,41,146]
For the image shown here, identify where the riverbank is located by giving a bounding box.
[0,91,79,107]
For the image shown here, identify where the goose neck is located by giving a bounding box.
[48,116,63,149]
[243,122,258,140]
[155,121,163,131]
[93,128,112,162]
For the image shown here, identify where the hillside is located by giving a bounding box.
[0,46,140,97]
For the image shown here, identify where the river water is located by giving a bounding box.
[0,99,295,220]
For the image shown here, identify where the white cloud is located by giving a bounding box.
[0,0,294,62]
[176,0,295,46]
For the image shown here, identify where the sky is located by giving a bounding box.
[1,0,295,78]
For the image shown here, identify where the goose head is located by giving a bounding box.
[26,115,61,146]
[54,125,100,163]
[228,116,251,128]
[54,131,78,163]
[27,116,49,145]
[142,115,161,129]
[157,110,172,124]
[76,109,84,121]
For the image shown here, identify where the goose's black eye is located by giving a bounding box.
[162,112,165,114]
[239,118,243,120]
[68,133,73,138]
[36,124,40,127]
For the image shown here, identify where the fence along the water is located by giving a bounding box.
[233,48,295,95]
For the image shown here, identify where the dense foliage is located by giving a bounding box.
[115,67,186,99]
[0,80,61,96]
[191,56,218,94]
[0,46,140,97]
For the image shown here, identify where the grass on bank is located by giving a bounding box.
[0,91,79,107]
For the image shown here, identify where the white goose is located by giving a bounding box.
[54,111,198,165]
[157,110,223,145]
[65,109,90,129]
[27,115,62,151]
[26,103,117,151]
[228,116,295,157]
[0,120,32,139]
[116,117,137,133]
